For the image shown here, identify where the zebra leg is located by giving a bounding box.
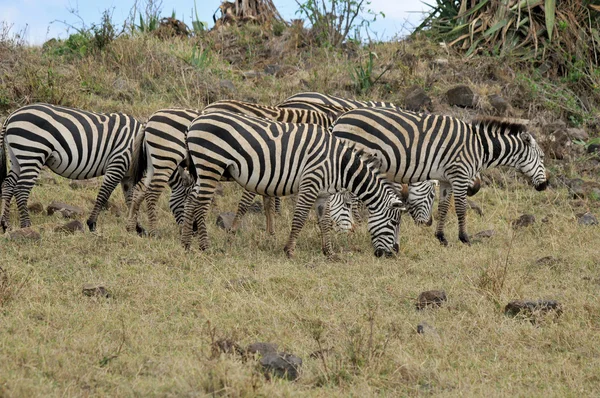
[182,180,218,251]
[231,190,256,233]
[284,185,319,259]
[126,181,147,235]
[0,170,18,232]
[435,181,453,246]
[315,194,335,259]
[87,167,124,232]
[453,187,470,245]
[263,196,276,235]
[274,197,282,215]
[181,185,201,250]
[14,167,43,229]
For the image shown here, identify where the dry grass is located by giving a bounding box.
[0,170,599,396]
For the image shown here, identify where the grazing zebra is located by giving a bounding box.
[0,103,144,232]
[182,111,406,258]
[330,109,547,245]
[279,91,398,110]
[127,105,354,236]
[276,101,345,120]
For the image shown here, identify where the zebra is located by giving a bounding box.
[279,91,398,110]
[126,105,354,236]
[181,111,406,258]
[330,108,547,245]
[0,103,144,232]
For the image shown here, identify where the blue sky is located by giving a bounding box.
[0,0,429,45]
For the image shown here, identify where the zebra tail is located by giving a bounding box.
[0,119,7,194]
[130,126,147,186]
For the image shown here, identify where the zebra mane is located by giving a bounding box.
[472,117,530,137]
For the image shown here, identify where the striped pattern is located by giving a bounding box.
[0,103,142,232]
[279,92,398,110]
[330,108,547,244]
[182,111,406,258]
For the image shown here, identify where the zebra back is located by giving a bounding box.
[203,100,333,128]
[280,92,398,111]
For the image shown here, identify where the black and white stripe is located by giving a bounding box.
[279,91,398,110]
[182,111,406,258]
[330,109,547,244]
[0,103,143,232]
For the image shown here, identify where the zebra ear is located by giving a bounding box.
[364,154,382,170]
[520,131,533,146]
[391,199,407,212]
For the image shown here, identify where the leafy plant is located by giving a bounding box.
[191,0,208,35]
[350,52,390,94]
[189,46,211,69]
[295,0,384,47]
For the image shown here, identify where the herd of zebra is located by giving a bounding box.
[0,92,548,258]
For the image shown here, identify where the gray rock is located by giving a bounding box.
[578,212,598,226]
[446,85,476,108]
[216,212,236,230]
[404,86,431,112]
[82,284,110,298]
[566,128,589,141]
[8,228,41,241]
[588,144,600,155]
[246,342,278,357]
[27,202,45,214]
[488,94,508,114]
[260,352,302,381]
[416,290,447,310]
[417,322,437,335]
[264,64,281,76]
[219,80,236,92]
[472,229,495,239]
[535,256,562,268]
[512,214,535,229]
[69,179,99,189]
[54,220,85,234]
[47,202,85,219]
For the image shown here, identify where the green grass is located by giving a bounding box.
[1,172,599,396]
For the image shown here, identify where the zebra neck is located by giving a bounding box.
[478,127,522,170]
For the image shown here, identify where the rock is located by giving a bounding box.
[488,94,508,114]
[216,212,236,230]
[588,144,600,156]
[404,86,432,112]
[264,64,281,76]
[512,214,535,229]
[260,352,302,381]
[27,202,45,214]
[504,300,563,317]
[8,228,41,241]
[54,220,85,234]
[219,79,236,92]
[566,128,588,141]
[247,201,263,214]
[416,290,447,310]
[472,229,495,239]
[82,284,110,298]
[69,179,99,189]
[246,342,278,357]
[562,178,600,199]
[467,199,483,216]
[446,85,477,108]
[47,202,85,219]
[577,212,598,226]
[416,322,437,335]
[535,256,562,268]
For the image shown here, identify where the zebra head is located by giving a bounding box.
[367,184,406,258]
[403,181,436,226]
[326,192,355,233]
[517,131,547,191]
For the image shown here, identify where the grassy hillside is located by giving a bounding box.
[1,19,600,396]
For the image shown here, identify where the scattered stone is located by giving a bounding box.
[541,215,552,223]
[588,144,600,156]
[577,212,598,226]
[561,178,600,199]
[219,79,236,92]
[242,70,261,79]
[246,342,278,357]
[472,229,495,239]
[216,212,236,230]
[8,227,41,241]
[467,199,483,216]
[82,284,110,298]
[404,86,432,112]
[541,123,572,160]
[416,322,437,335]
[54,220,85,234]
[504,300,563,318]
[260,352,302,381]
[47,202,85,219]
[27,202,45,214]
[69,179,99,189]
[247,201,263,214]
[488,94,508,114]
[566,128,589,141]
[446,85,477,108]
[512,214,535,229]
[212,338,244,357]
[535,256,563,268]
[416,290,447,310]
[264,64,281,76]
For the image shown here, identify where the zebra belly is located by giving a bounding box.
[46,151,108,180]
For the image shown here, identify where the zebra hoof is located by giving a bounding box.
[284,246,294,259]
[135,224,146,237]
[86,220,96,232]
[436,232,448,246]
[459,233,471,245]
[1,221,7,233]
[192,220,198,233]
